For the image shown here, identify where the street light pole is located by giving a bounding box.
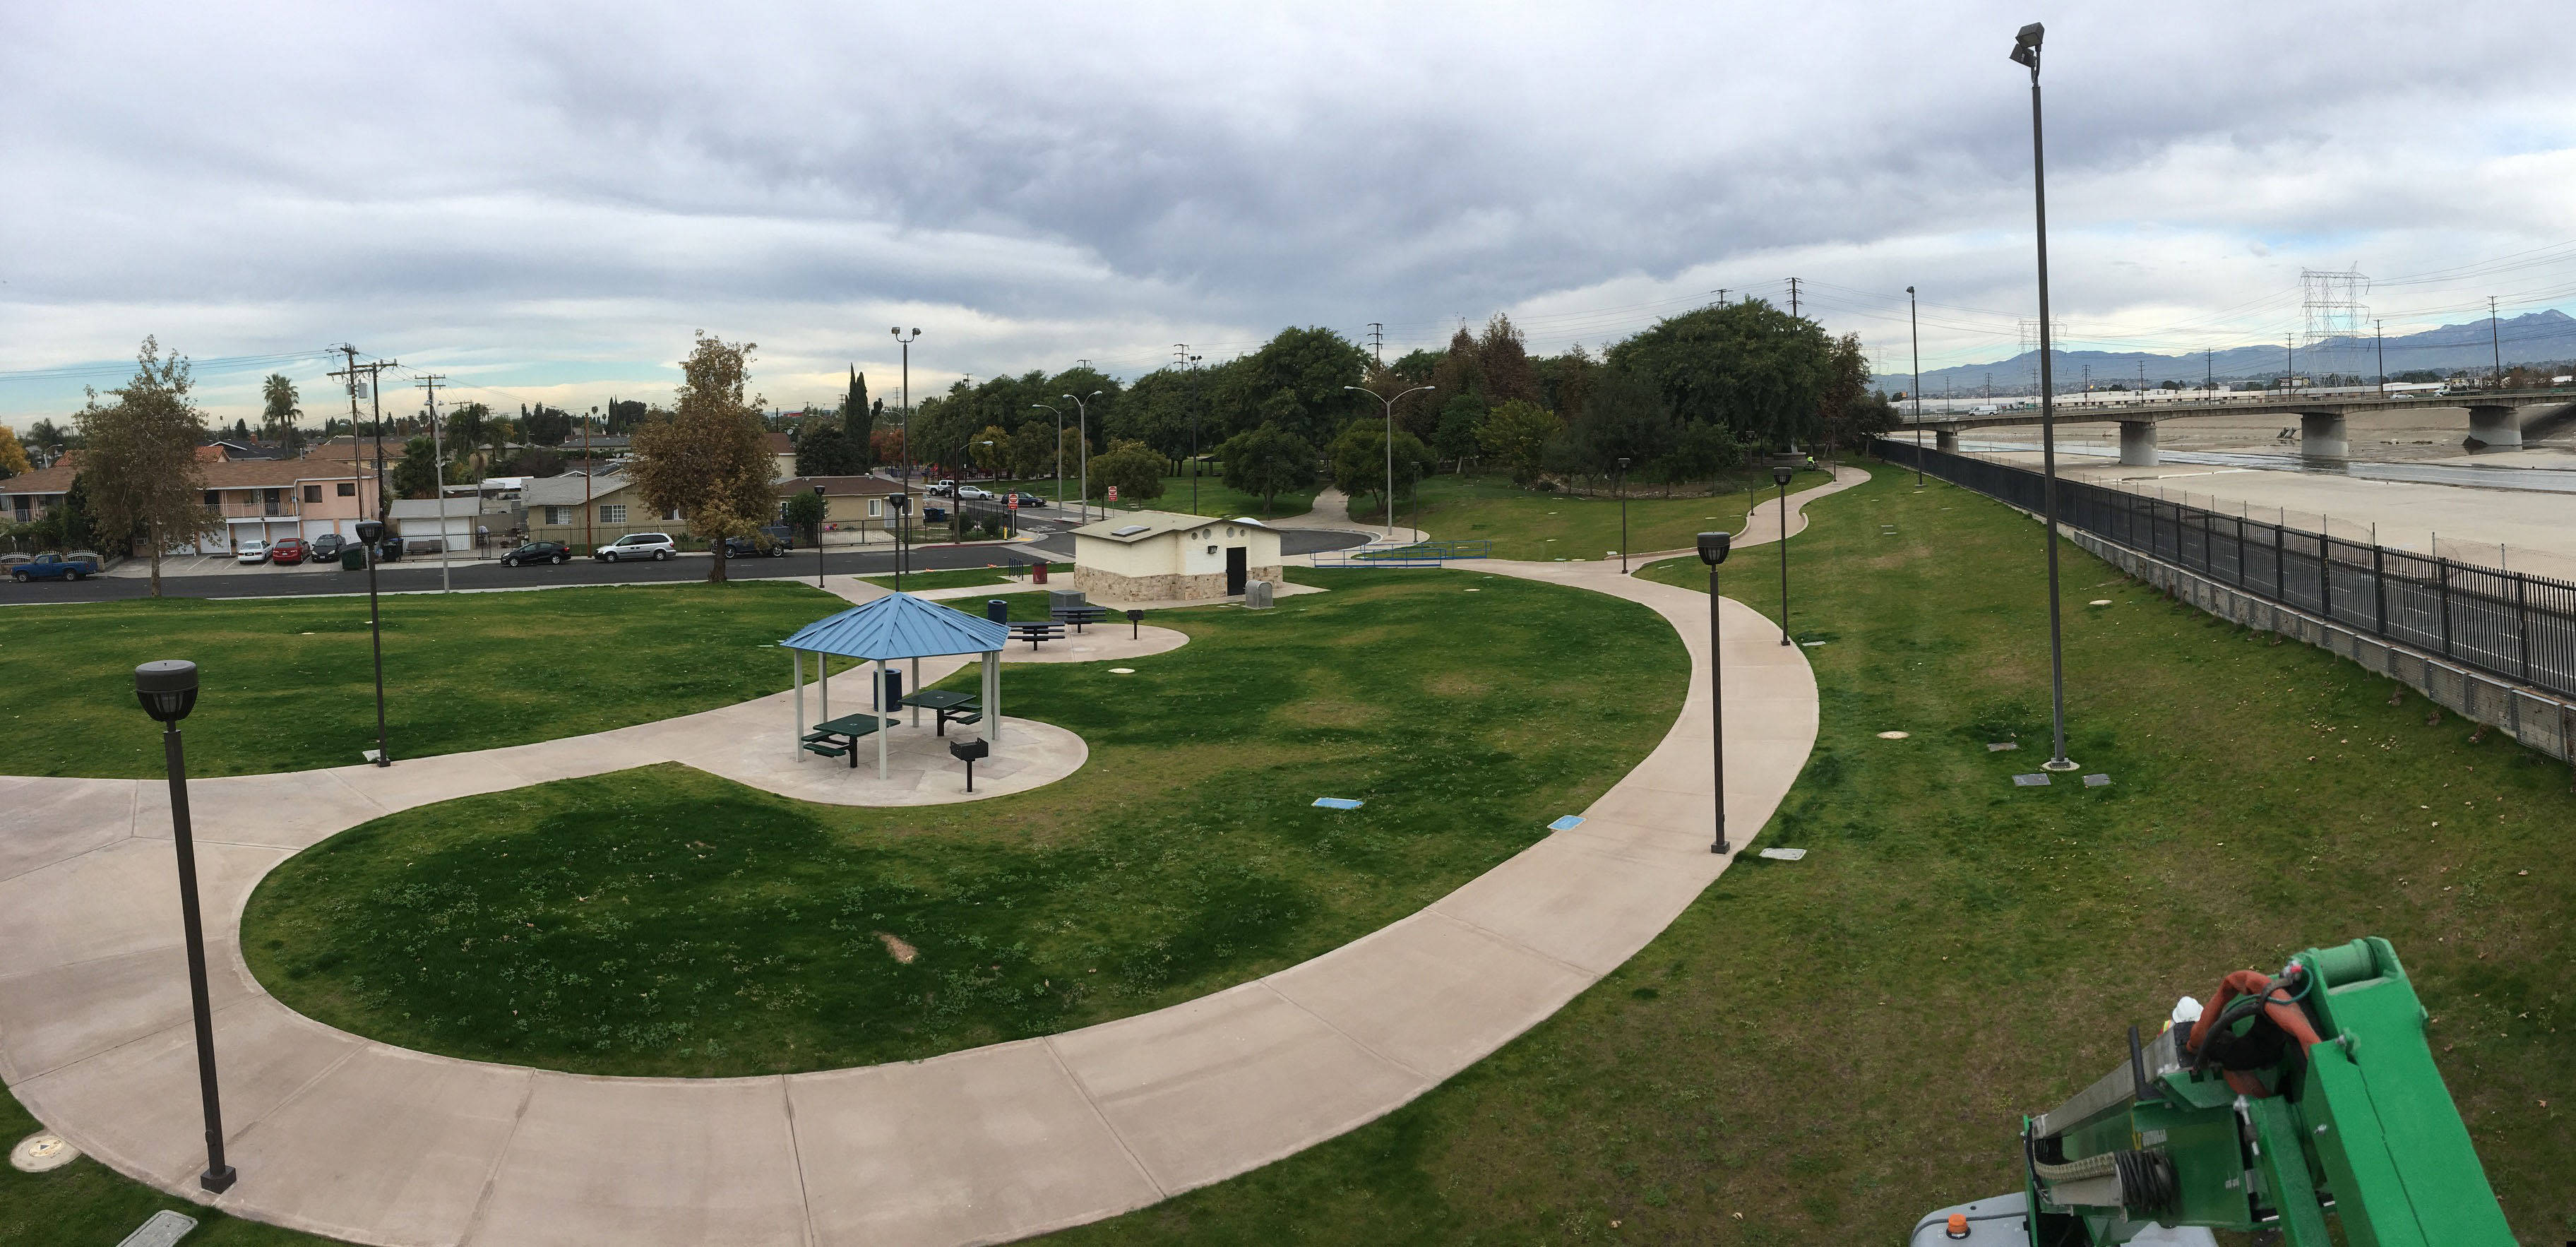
[1908,285,1924,487]
[1344,384,1434,537]
[813,484,826,589]
[891,327,922,581]
[356,518,390,765]
[2011,20,2079,772]
[1063,391,1102,521]
[1694,535,1733,854]
[1772,464,1793,645]
[133,660,237,1195]
[1616,456,1631,572]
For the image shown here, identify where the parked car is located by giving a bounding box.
[270,537,309,566]
[721,535,792,559]
[309,532,345,563]
[928,479,958,497]
[10,551,100,582]
[1001,491,1047,508]
[501,541,571,566]
[595,532,677,561]
[953,485,996,501]
[235,540,271,565]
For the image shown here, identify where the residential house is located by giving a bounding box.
[2,458,79,527]
[4,454,381,552]
[522,472,684,551]
[765,431,796,480]
[774,475,911,541]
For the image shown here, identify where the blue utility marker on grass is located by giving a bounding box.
[1312,797,1364,810]
[1548,815,1586,831]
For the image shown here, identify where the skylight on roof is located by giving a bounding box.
[1111,524,1149,536]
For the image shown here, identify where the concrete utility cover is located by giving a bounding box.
[2084,774,2112,787]
[2013,773,2052,787]
[1876,731,1910,739]
[9,1130,78,1172]
[1312,797,1364,809]
[114,1210,198,1247]
[1988,741,2020,751]
[2089,599,2113,607]
[1757,847,1807,861]
[1108,667,1135,674]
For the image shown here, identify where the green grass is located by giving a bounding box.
[987,474,1317,520]
[855,566,1034,590]
[0,1086,329,1245]
[242,570,1688,1077]
[1036,465,2576,1244]
[1361,468,1835,559]
[0,581,852,779]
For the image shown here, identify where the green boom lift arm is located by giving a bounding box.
[1911,937,2512,1246]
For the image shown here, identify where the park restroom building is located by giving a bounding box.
[1068,511,1283,602]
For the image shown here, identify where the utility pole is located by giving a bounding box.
[2490,296,2503,386]
[2375,321,2385,394]
[2205,348,2212,398]
[584,406,596,554]
[2286,335,2294,390]
[1787,277,1801,318]
[1177,345,1204,513]
[416,375,452,592]
[328,346,398,770]
[1907,286,1923,486]
[1715,288,1729,307]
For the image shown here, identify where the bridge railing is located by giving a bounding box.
[1873,438,2576,703]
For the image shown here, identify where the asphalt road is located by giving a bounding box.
[1,525,1371,605]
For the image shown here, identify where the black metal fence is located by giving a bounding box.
[1873,438,2576,701]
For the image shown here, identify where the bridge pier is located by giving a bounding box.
[2466,404,2522,451]
[2117,420,2158,467]
[2299,412,2348,460]
[1935,429,1958,453]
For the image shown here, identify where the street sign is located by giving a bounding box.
[1006,496,1018,509]
[1107,486,1119,501]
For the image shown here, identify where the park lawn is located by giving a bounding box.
[243,568,1690,1077]
[0,580,849,780]
[1356,467,1835,559]
[987,473,1317,520]
[1040,463,2576,1244]
[0,1087,328,1246]
[855,566,1034,590]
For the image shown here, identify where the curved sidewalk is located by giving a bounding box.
[0,473,1860,1247]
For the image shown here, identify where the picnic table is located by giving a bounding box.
[904,688,984,736]
[1006,620,1066,649]
[1051,604,1109,633]
[804,712,898,767]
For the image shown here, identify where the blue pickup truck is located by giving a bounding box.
[10,551,102,582]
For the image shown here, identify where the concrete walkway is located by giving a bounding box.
[1270,486,1424,544]
[0,470,1865,1247]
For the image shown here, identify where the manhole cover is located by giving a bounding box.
[1987,741,2020,752]
[1876,731,1909,739]
[1757,847,1808,861]
[1107,667,1135,674]
[10,1130,78,1172]
[2083,773,2111,787]
[2012,773,2052,787]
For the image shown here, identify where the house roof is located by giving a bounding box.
[1067,510,1275,544]
[765,431,794,455]
[2,460,80,496]
[776,475,905,496]
[521,473,631,505]
[780,592,1008,660]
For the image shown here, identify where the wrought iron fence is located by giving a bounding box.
[1873,438,2576,701]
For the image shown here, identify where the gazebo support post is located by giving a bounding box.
[874,658,889,780]
[911,657,922,729]
[791,649,804,761]
[819,655,828,729]
[984,651,1001,746]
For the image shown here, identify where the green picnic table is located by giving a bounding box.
[904,689,984,736]
[804,712,898,766]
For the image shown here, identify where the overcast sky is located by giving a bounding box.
[6,1,2574,426]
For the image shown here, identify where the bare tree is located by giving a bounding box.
[78,338,219,596]
[629,333,777,583]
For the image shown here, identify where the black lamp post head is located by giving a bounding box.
[1696,532,1731,566]
[891,493,910,513]
[1771,465,1794,486]
[135,660,199,723]
[356,520,384,543]
[2010,21,2043,68]
[1616,456,1631,472]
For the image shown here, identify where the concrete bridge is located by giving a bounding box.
[1913,390,2576,463]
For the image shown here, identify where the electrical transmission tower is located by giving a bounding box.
[1366,323,1383,366]
[2301,268,2369,382]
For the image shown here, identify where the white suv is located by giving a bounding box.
[595,532,677,561]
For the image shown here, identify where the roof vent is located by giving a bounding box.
[1111,524,1149,536]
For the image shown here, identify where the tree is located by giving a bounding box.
[1087,439,1166,502]
[524,405,573,446]
[24,417,74,463]
[1815,333,1897,457]
[1653,420,1744,493]
[606,398,648,434]
[628,333,778,583]
[499,447,566,478]
[782,488,825,543]
[259,374,302,446]
[970,426,1011,475]
[76,338,218,595]
[841,369,874,469]
[446,402,490,458]
[1431,395,1486,472]
[1553,369,1678,480]
[1606,299,1834,450]
[0,425,30,478]
[1328,422,1431,520]
[1477,314,1541,405]
[1215,423,1318,517]
[794,422,866,477]
[393,436,442,499]
[1477,399,1559,487]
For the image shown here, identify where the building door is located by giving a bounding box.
[1226,546,1248,595]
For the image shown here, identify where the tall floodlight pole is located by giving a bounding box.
[418,374,452,591]
[133,661,237,1195]
[1183,350,1204,513]
[891,328,921,579]
[2490,296,2503,386]
[2375,321,2385,395]
[2011,20,2078,773]
[1063,391,1102,521]
[1344,384,1435,537]
[1908,286,1925,486]
[1695,533,1733,854]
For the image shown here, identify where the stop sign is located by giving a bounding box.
[1107,486,1119,502]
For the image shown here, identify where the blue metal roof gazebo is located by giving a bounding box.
[779,592,1010,779]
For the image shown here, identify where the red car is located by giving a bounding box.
[269,537,309,566]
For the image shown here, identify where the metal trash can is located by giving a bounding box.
[341,547,366,571]
[879,667,904,714]
[1032,561,1049,584]
[985,598,1010,625]
[1245,580,1274,610]
[923,506,946,525]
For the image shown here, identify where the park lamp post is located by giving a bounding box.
[813,484,826,589]
[133,660,239,1195]
[891,328,922,495]
[1770,463,1794,646]
[1908,285,1925,487]
[1343,384,1434,537]
[354,518,390,765]
[2010,20,2079,772]
[890,492,910,593]
[958,439,993,537]
[1693,534,1733,854]
[1616,456,1632,572]
[1030,404,1063,511]
[1063,391,1102,523]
